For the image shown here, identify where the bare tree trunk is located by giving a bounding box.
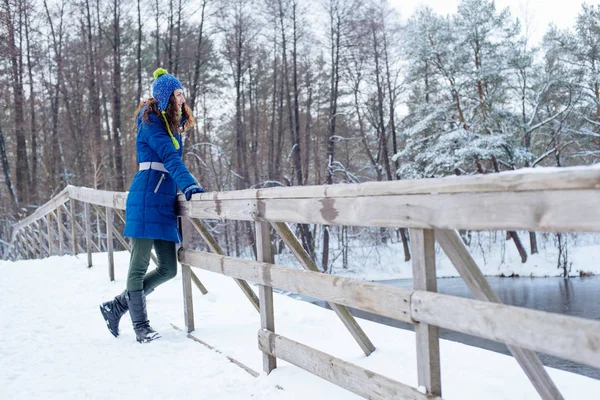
[0,124,18,211]
[174,0,182,75]
[136,0,143,103]
[268,21,277,182]
[167,0,174,70]
[371,22,392,181]
[291,1,302,186]
[24,3,37,201]
[190,0,207,112]
[44,0,67,190]
[112,0,124,191]
[529,232,538,254]
[278,0,302,186]
[155,0,160,67]
[491,155,527,263]
[6,0,29,205]
[303,71,312,185]
[382,27,399,179]
[85,0,104,188]
[248,63,259,185]
[322,1,343,272]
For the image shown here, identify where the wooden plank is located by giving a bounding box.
[20,232,31,259]
[435,229,563,400]
[95,206,102,251]
[258,330,439,400]
[272,222,376,356]
[255,221,277,373]
[114,208,126,224]
[410,229,441,397]
[180,218,195,333]
[179,190,600,232]
[106,207,115,282]
[178,249,413,323]
[84,202,92,267]
[23,228,37,258]
[177,166,600,201]
[61,205,86,254]
[411,290,600,370]
[22,231,35,259]
[11,187,70,234]
[54,208,85,255]
[32,221,50,256]
[68,186,127,210]
[69,200,78,255]
[46,215,54,256]
[36,219,51,257]
[16,233,30,259]
[75,220,101,252]
[25,226,41,258]
[188,218,260,313]
[56,208,64,255]
[190,272,208,295]
[73,212,100,252]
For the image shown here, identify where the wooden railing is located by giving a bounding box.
[5,166,600,400]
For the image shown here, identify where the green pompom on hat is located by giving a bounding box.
[153,67,169,80]
[152,68,183,111]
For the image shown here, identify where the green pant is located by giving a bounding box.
[126,238,178,292]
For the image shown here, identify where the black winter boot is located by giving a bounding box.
[127,290,160,343]
[99,288,154,338]
[99,290,129,338]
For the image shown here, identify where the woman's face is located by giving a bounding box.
[173,89,186,111]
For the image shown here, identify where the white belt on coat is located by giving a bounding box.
[139,162,168,173]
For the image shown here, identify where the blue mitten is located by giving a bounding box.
[183,184,205,201]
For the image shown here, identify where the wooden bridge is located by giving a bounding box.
[4,165,600,399]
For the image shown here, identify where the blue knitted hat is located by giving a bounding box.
[152,68,183,111]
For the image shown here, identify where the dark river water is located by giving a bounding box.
[294,276,600,380]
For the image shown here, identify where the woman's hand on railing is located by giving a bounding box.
[183,184,205,201]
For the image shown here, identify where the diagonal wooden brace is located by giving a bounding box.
[188,218,259,312]
[435,229,563,400]
[271,221,376,356]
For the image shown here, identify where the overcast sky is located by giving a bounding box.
[389,0,586,44]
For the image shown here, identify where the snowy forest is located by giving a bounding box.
[1,0,599,272]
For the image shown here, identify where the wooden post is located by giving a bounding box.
[96,207,102,251]
[25,229,37,258]
[84,202,92,267]
[39,218,50,257]
[255,221,276,373]
[33,221,49,257]
[25,226,37,258]
[106,207,114,281]
[410,228,441,397]
[435,229,563,400]
[271,221,376,356]
[24,227,38,258]
[56,208,64,255]
[15,232,27,259]
[46,215,53,256]
[69,200,78,255]
[180,217,195,333]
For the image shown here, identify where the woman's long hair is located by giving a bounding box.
[134,95,195,134]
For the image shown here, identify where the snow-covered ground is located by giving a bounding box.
[1,251,599,400]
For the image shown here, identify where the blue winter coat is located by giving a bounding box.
[123,108,196,243]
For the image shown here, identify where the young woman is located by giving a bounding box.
[100,68,204,343]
